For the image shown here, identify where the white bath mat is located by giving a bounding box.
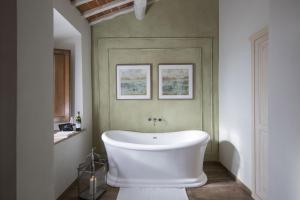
[116,188,189,200]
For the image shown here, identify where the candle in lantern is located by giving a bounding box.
[89,176,97,194]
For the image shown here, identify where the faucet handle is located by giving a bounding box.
[148,117,152,121]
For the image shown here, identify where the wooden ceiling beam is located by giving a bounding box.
[134,0,147,20]
[73,0,94,7]
[89,6,134,25]
[83,0,133,18]
[87,0,159,25]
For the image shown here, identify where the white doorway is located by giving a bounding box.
[251,28,268,200]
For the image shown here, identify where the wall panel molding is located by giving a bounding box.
[93,37,218,161]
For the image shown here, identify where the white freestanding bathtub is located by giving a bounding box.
[101,130,210,188]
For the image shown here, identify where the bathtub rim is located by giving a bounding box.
[101,130,210,151]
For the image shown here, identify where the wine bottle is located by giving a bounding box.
[75,111,82,131]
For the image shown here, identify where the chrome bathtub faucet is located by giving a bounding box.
[153,118,157,126]
[148,117,163,126]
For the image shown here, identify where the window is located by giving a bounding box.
[54,49,70,122]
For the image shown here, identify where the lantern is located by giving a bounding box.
[77,148,107,200]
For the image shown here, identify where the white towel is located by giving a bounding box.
[117,188,189,200]
[55,131,76,138]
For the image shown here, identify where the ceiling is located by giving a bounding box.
[71,0,158,25]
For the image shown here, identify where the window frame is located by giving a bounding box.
[53,49,71,123]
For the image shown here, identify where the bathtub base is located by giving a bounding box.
[107,172,207,188]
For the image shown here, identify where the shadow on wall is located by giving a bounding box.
[146,2,156,13]
[219,141,240,176]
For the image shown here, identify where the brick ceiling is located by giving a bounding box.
[71,0,140,25]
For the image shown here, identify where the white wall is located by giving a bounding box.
[268,0,300,199]
[53,0,92,198]
[17,0,54,199]
[219,0,269,189]
[54,131,90,198]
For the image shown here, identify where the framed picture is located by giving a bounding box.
[158,64,193,99]
[116,64,151,100]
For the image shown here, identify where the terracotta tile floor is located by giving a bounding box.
[58,162,253,200]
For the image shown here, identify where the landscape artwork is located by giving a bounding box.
[116,64,151,99]
[158,64,193,99]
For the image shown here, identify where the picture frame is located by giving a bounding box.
[158,64,194,99]
[116,64,151,100]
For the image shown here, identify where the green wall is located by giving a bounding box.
[92,0,219,160]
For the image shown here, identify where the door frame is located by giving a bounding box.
[250,27,268,200]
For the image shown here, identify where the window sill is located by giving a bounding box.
[54,129,85,145]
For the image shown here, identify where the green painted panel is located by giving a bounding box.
[93,38,218,161]
[108,48,202,132]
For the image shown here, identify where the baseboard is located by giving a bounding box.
[57,179,77,200]
[224,166,252,196]
[234,175,252,196]
[252,193,263,200]
[215,162,252,196]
